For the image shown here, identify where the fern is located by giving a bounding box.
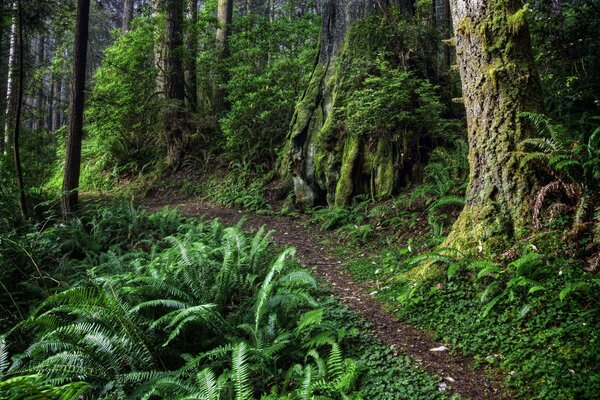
[232,342,253,400]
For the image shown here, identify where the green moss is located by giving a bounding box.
[335,134,360,207]
[374,138,394,198]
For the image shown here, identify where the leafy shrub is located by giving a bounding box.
[85,17,162,180]
[220,14,319,166]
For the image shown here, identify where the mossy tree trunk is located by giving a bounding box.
[445,0,544,251]
[281,0,415,208]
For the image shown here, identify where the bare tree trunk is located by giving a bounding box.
[3,9,17,153]
[122,0,135,31]
[13,0,26,218]
[445,0,544,251]
[185,0,198,112]
[164,0,186,169]
[61,0,90,217]
[213,0,233,114]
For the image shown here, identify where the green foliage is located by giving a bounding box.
[221,14,319,166]
[85,17,162,181]
[199,166,271,211]
[520,112,599,236]
[367,243,600,400]
[343,61,449,143]
[410,142,468,238]
[0,203,366,399]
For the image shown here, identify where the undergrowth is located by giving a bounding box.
[0,201,450,399]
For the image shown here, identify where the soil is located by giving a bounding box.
[140,198,511,400]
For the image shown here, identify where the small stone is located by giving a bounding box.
[429,345,448,352]
[444,376,456,383]
[438,382,447,392]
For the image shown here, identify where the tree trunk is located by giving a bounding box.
[445,0,544,251]
[13,0,26,218]
[164,0,186,169]
[153,0,166,97]
[3,10,17,153]
[51,72,62,131]
[280,0,414,208]
[61,0,90,218]
[213,0,233,114]
[122,0,135,31]
[32,35,45,132]
[185,0,198,112]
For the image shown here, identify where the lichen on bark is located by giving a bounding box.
[444,0,545,253]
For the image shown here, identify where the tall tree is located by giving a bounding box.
[61,0,91,217]
[281,0,414,207]
[213,0,233,113]
[122,0,135,31]
[2,7,17,153]
[32,35,45,132]
[185,0,198,112]
[13,0,26,218]
[164,0,186,169]
[445,0,544,251]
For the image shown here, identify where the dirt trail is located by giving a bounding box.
[143,200,510,400]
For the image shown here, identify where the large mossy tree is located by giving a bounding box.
[280,0,455,208]
[445,0,544,252]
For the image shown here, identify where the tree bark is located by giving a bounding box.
[281,0,414,207]
[122,0,135,31]
[32,35,45,132]
[13,0,26,218]
[61,0,90,218]
[185,0,198,112]
[51,72,62,131]
[164,0,186,169]
[213,0,233,114]
[3,9,17,153]
[445,0,544,251]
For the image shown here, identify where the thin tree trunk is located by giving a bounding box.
[52,72,61,131]
[213,0,233,114]
[185,0,198,112]
[122,0,135,31]
[33,35,45,132]
[61,0,90,217]
[13,0,26,218]
[153,0,166,97]
[164,0,186,169]
[445,0,544,251]
[3,9,17,153]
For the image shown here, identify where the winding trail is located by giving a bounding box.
[142,200,510,400]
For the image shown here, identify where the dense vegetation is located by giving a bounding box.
[1,0,599,399]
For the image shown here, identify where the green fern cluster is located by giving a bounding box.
[520,112,600,240]
[1,205,361,399]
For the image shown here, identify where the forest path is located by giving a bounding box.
[142,200,509,400]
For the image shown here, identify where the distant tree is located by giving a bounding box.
[445,0,544,251]
[163,0,186,169]
[2,5,17,153]
[13,0,26,218]
[213,0,233,113]
[185,0,198,112]
[61,0,91,217]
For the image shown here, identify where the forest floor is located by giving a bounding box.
[140,196,511,400]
